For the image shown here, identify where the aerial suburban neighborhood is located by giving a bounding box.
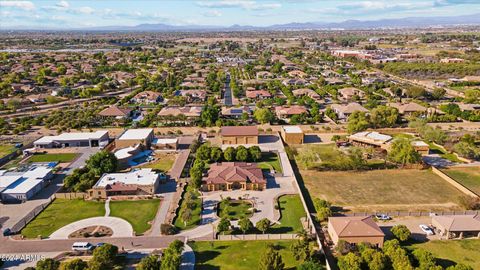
[1,1,480,270]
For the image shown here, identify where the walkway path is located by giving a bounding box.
[105,198,111,217]
[180,240,195,270]
[49,217,134,239]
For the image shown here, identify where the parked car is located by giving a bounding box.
[419,224,434,235]
[96,242,106,247]
[2,228,11,236]
[375,214,391,221]
[72,242,95,251]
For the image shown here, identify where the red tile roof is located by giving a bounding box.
[220,126,258,136]
[204,162,266,185]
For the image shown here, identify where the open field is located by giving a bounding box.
[257,152,282,173]
[0,144,16,158]
[299,169,464,212]
[190,240,300,270]
[21,199,104,238]
[27,153,79,163]
[139,152,176,172]
[441,167,480,195]
[271,195,305,233]
[218,200,253,220]
[409,239,480,269]
[109,199,160,234]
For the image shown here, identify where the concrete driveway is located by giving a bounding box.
[379,216,440,242]
[49,217,134,239]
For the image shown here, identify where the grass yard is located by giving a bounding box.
[218,200,253,220]
[427,142,463,163]
[442,167,480,195]
[109,199,160,235]
[191,240,300,270]
[27,153,79,163]
[409,239,480,269]
[300,169,464,212]
[257,152,282,173]
[271,195,305,233]
[174,185,202,230]
[21,199,104,238]
[140,152,176,172]
[0,144,16,158]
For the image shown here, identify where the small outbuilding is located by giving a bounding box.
[116,128,154,149]
[281,126,304,144]
[432,215,480,239]
[221,126,258,145]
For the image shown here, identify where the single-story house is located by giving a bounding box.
[338,87,365,100]
[87,168,160,200]
[330,102,369,120]
[221,106,253,119]
[201,162,266,192]
[281,126,304,145]
[349,131,392,148]
[328,216,385,248]
[432,215,480,239]
[152,138,179,150]
[34,130,109,149]
[387,102,427,116]
[116,128,154,149]
[0,165,54,203]
[98,105,133,119]
[175,90,207,102]
[246,89,272,100]
[158,106,203,119]
[131,91,163,104]
[221,126,258,145]
[292,88,320,100]
[275,105,308,120]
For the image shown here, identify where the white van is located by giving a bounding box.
[72,242,94,251]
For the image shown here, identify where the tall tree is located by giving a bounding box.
[259,245,285,270]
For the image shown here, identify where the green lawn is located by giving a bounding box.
[174,185,202,230]
[191,240,300,270]
[109,199,160,235]
[257,152,282,173]
[140,153,176,172]
[271,195,305,233]
[409,240,480,269]
[0,144,16,158]
[21,199,104,238]
[442,167,480,195]
[27,153,79,163]
[218,200,253,220]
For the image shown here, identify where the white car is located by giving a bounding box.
[419,224,434,235]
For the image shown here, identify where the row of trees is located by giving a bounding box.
[347,106,400,134]
[195,144,263,164]
[64,151,118,192]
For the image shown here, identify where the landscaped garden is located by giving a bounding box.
[109,199,160,234]
[140,152,176,172]
[190,240,300,270]
[174,185,202,230]
[408,239,480,269]
[257,152,282,173]
[21,199,104,238]
[218,199,253,220]
[299,169,465,212]
[441,167,480,195]
[271,195,305,233]
[27,153,79,163]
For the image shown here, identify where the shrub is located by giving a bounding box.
[160,224,177,235]
[391,225,411,242]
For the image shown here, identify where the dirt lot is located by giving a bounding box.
[299,169,465,212]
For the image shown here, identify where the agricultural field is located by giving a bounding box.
[299,169,465,212]
[441,167,480,195]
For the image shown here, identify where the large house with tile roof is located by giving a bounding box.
[201,162,266,191]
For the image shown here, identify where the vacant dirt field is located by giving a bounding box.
[300,169,465,212]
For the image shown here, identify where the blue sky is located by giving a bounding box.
[0,0,479,28]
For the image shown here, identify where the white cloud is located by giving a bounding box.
[196,0,281,10]
[202,10,222,17]
[0,1,35,11]
[56,1,69,8]
[76,6,94,14]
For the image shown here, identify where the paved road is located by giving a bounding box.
[223,73,233,106]
[0,235,184,253]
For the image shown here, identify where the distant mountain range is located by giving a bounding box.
[3,13,480,31]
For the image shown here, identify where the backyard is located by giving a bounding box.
[441,167,480,195]
[27,153,79,163]
[218,199,253,220]
[299,169,465,212]
[257,152,282,173]
[109,199,160,234]
[270,195,305,233]
[21,199,104,238]
[409,239,480,269]
[139,152,176,172]
[427,142,463,163]
[190,240,300,270]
